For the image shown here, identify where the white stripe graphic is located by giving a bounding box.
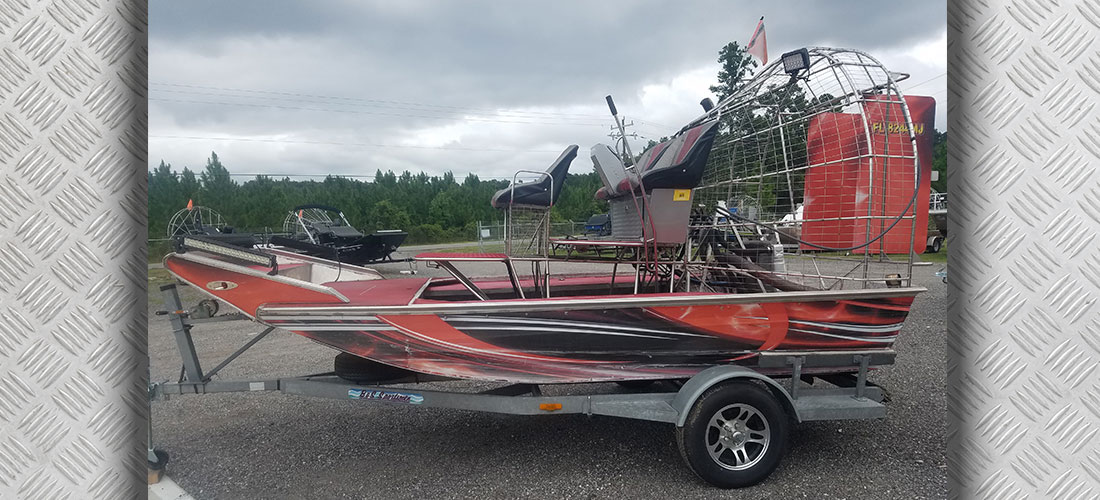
[268,315,379,322]
[444,316,710,338]
[282,325,400,332]
[789,328,897,343]
[790,320,905,334]
[453,325,670,340]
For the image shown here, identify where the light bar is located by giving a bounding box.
[781,48,810,76]
[179,236,278,271]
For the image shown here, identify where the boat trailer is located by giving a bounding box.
[149,283,898,488]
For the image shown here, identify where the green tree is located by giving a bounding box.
[198,151,235,210]
[148,160,180,238]
[429,187,472,229]
[552,170,606,223]
[179,167,200,201]
[932,130,946,193]
[149,159,592,249]
[371,199,412,231]
[709,41,758,102]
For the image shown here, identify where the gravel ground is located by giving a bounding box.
[149,257,947,499]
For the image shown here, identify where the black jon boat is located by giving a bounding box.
[270,204,407,264]
[167,204,257,249]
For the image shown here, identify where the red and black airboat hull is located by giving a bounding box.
[260,297,914,384]
[164,252,920,384]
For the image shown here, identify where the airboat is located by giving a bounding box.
[166,203,255,248]
[159,47,933,487]
[267,204,407,264]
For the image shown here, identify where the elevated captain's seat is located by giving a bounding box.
[588,118,720,243]
[639,119,719,190]
[494,145,579,258]
[492,145,579,209]
[591,140,677,201]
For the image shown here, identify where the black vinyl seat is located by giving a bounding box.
[492,145,579,209]
[639,119,719,191]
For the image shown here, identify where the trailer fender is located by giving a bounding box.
[672,366,800,426]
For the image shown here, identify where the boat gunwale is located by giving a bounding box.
[258,286,926,318]
[164,251,357,303]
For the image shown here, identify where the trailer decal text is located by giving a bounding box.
[348,389,424,404]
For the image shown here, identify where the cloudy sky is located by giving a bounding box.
[149,1,946,181]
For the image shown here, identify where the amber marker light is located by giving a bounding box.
[539,403,562,411]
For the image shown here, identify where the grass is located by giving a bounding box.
[148,240,174,263]
[148,267,173,283]
[146,268,176,308]
[917,247,947,264]
[419,242,505,254]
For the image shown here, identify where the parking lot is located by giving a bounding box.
[148,257,947,499]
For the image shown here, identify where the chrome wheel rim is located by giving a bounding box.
[705,403,770,471]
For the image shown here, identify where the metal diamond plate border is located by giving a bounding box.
[0,0,147,498]
[2,0,1099,497]
[949,0,1100,498]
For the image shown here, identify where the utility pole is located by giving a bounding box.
[607,120,639,166]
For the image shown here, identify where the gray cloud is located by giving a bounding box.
[150,1,946,179]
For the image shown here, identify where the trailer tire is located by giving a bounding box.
[334,353,413,383]
[927,237,943,253]
[676,381,788,488]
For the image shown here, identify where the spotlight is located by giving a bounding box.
[781,48,810,76]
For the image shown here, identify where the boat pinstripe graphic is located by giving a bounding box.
[249,293,916,383]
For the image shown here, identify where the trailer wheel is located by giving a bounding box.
[927,237,943,253]
[676,381,788,488]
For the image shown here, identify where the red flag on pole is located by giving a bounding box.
[746,16,767,65]
[186,199,193,210]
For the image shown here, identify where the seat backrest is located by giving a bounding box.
[635,140,673,174]
[669,119,719,167]
[640,119,720,191]
[546,144,579,203]
[644,133,689,175]
[590,144,632,198]
[491,145,578,209]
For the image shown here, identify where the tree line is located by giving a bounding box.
[148,152,607,244]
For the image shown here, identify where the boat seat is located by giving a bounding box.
[591,139,675,200]
[591,144,633,199]
[491,145,579,209]
[594,177,640,200]
[636,140,673,174]
[639,119,719,191]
